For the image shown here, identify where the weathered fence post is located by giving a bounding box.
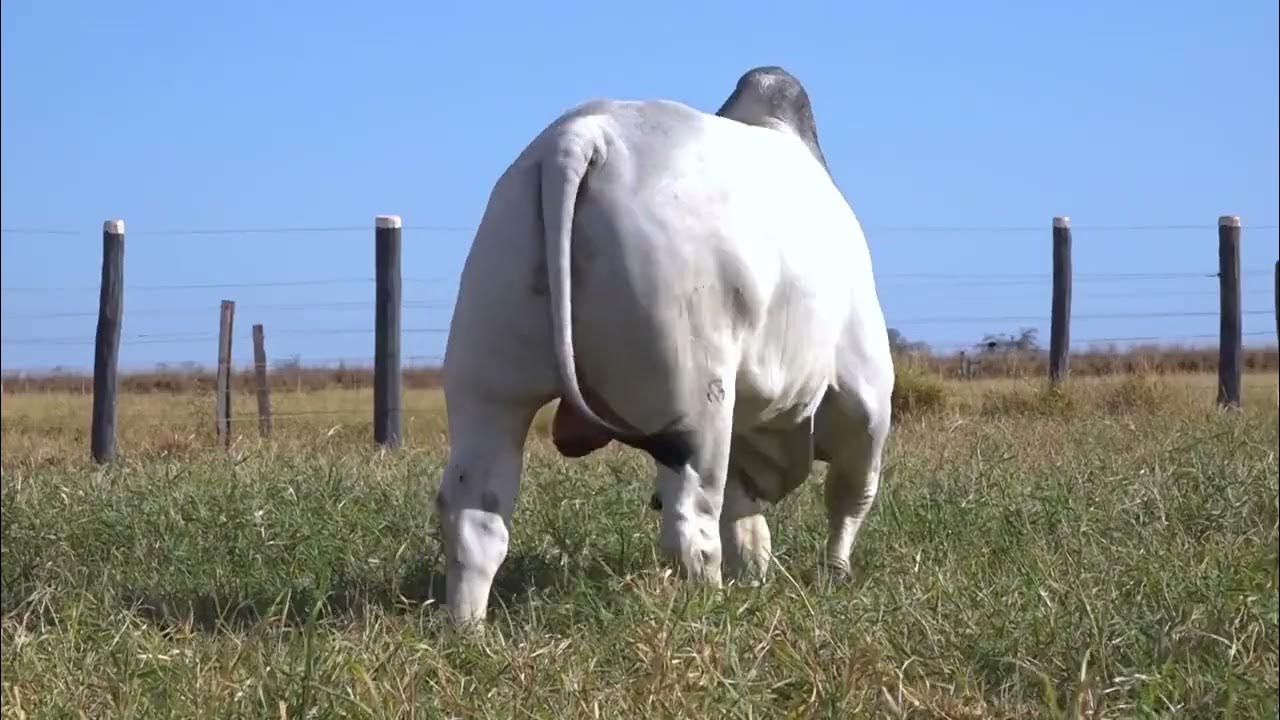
[91,219,125,463]
[1049,216,1072,386]
[1273,259,1278,347]
[216,300,235,448]
[374,214,403,447]
[1217,216,1242,409]
[252,323,272,437]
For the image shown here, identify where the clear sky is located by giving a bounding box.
[3,1,1278,371]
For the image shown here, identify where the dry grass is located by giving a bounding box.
[0,362,446,396]
[896,343,1279,381]
[5,343,1277,397]
[2,372,1277,717]
[890,367,950,419]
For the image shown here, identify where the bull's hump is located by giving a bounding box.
[715,66,829,172]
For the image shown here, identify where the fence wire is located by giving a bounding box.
[3,218,1277,378]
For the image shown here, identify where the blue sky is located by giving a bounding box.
[3,1,1277,371]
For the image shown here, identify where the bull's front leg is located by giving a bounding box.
[720,474,771,584]
[656,463,724,584]
[814,380,891,581]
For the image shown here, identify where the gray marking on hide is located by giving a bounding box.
[480,490,501,514]
[728,286,752,330]
[531,164,551,297]
[715,66,830,174]
[706,378,726,404]
[531,259,550,296]
[628,427,695,471]
[695,494,716,517]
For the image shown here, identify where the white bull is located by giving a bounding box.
[435,67,894,624]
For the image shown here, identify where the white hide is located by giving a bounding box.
[436,93,894,624]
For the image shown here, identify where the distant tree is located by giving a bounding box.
[887,327,904,348]
[978,326,1040,353]
[1014,327,1039,351]
[887,327,931,355]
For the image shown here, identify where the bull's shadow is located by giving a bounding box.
[99,548,637,634]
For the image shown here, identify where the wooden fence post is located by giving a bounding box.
[1273,259,1278,348]
[252,323,272,437]
[91,219,125,463]
[1217,216,1242,409]
[216,300,235,447]
[1049,216,1072,386]
[374,214,403,447]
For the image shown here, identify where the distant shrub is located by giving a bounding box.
[1099,373,1174,415]
[923,343,1278,381]
[891,369,948,419]
[980,382,1077,418]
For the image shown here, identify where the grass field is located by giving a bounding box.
[2,372,1277,717]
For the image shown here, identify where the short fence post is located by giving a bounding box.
[216,300,236,448]
[91,219,125,464]
[252,323,272,437]
[1217,216,1242,409]
[374,214,403,447]
[1049,216,1072,386]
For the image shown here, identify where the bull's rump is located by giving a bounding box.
[563,100,876,431]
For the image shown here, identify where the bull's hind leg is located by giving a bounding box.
[815,386,890,579]
[434,395,541,624]
[652,379,737,587]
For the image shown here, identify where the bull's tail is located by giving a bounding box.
[539,121,636,442]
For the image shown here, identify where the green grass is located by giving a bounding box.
[2,375,1278,717]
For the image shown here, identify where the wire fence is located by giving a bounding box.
[2,217,1278,449]
[2,219,1278,377]
[6,221,1280,236]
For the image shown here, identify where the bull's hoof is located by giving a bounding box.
[825,563,854,586]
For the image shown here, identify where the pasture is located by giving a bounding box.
[2,371,1277,717]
